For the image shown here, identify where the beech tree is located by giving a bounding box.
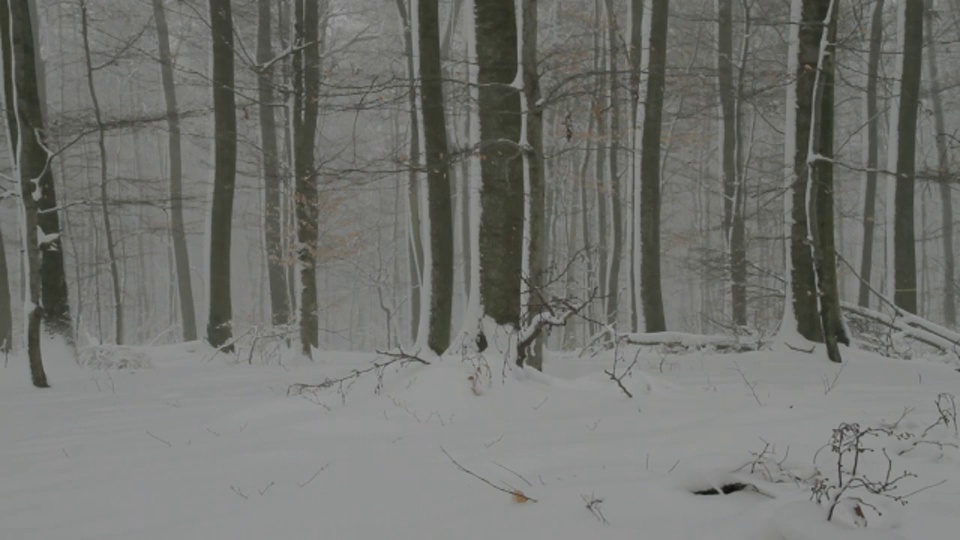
[476,0,524,332]
[857,0,884,309]
[418,0,454,354]
[1,0,51,386]
[207,0,238,350]
[153,0,198,341]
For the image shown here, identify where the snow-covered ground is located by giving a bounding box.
[1,343,958,539]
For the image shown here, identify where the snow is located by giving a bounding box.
[2,344,958,539]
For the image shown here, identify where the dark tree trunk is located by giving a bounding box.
[419,0,454,353]
[293,0,322,356]
[475,0,524,328]
[858,0,884,309]
[80,0,123,345]
[603,0,623,327]
[923,0,956,326]
[3,0,72,345]
[256,0,291,328]
[639,0,668,332]
[593,0,608,319]
[2,0,49,386]
[522,0,546,369]
[627,0,644,333]
[791,0,847,361]
[395,0,424,344]
[207,0,237,349]
[894,0,922,314]
[0,228,11,353]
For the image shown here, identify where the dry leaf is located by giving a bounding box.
[512,490,530,503]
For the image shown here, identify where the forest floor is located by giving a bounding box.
[1,340,959,539]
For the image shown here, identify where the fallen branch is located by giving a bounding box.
[288,349,430,396]
[619,331,758,353]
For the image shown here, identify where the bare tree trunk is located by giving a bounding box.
[627,0,644,333]
[207,0,237,349]
[0,228,11,353]
[639,0,668,332]
[419,0,454,353]
[79,0,123,345]
[476,0,524,330]
[603,0,623,327]
[858,0,884,309]
[293,0,322,356]
[256,0,291,328]
[2,0,49,386]
[395,0,424,345]
[923,0,956,327]
[593,0,608,320]
[522,0,546,369]
[894,0,922,314]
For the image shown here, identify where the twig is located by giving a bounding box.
[288,349,430,396]
[258,481,275,496]
[440,446,537,502]
[731,361,764,406]
[146,431,172,447]
[297,464,329,488]
[230,486,248,500]
[582,493,609,525]
[493,461,533,487]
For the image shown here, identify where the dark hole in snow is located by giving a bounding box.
[692,482,750,496]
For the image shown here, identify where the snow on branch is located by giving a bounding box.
[619,331,758,353]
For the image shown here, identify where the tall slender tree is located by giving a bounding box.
[639,0,668,332]
[79,0,123,345]
[858,0,884,309]
[419,0,454,353]
[153,0,198,341]
[0,228,11,353]
[789,0,846,362]
[476,0,524,331]
[923,0,956,326]
[893,0,923,314]
[522,0,546,369]
[293,0,322,356]
[603,0,623,327]
[207,0,238,349]
[627,0,644,333]
[256,0,291,328]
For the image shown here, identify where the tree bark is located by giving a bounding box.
[419,0,454,354]
[894,0,922,314]
[207,0,237,349]
[522,0,546,369]
[256,0,291,328]
[476,0,524,329]
[627,0,644,333]
[395,0,424,345]
[293,0,322,356]
[0,228,11,353]
[80,0,123,345]
[153,0,198,341]
[923,0,956,327]
[2,0,49,386]
[639,0,668,332]
[603,0,623,327]
[858,0,884,309]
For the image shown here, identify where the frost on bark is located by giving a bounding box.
[153,0,198,341]
[893,0,922,314]
[293,0,322,356]
[858,0,884,309]
[476,0,524,328]
[419,0,454,354]
[522,0,546,370]
[923,0,956,326]
[639,0,668,332]
[256,0,291,328]
[2,0,49,385]
[207,0,237,349]
[790,0,847,362]
[2,0,71,345]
